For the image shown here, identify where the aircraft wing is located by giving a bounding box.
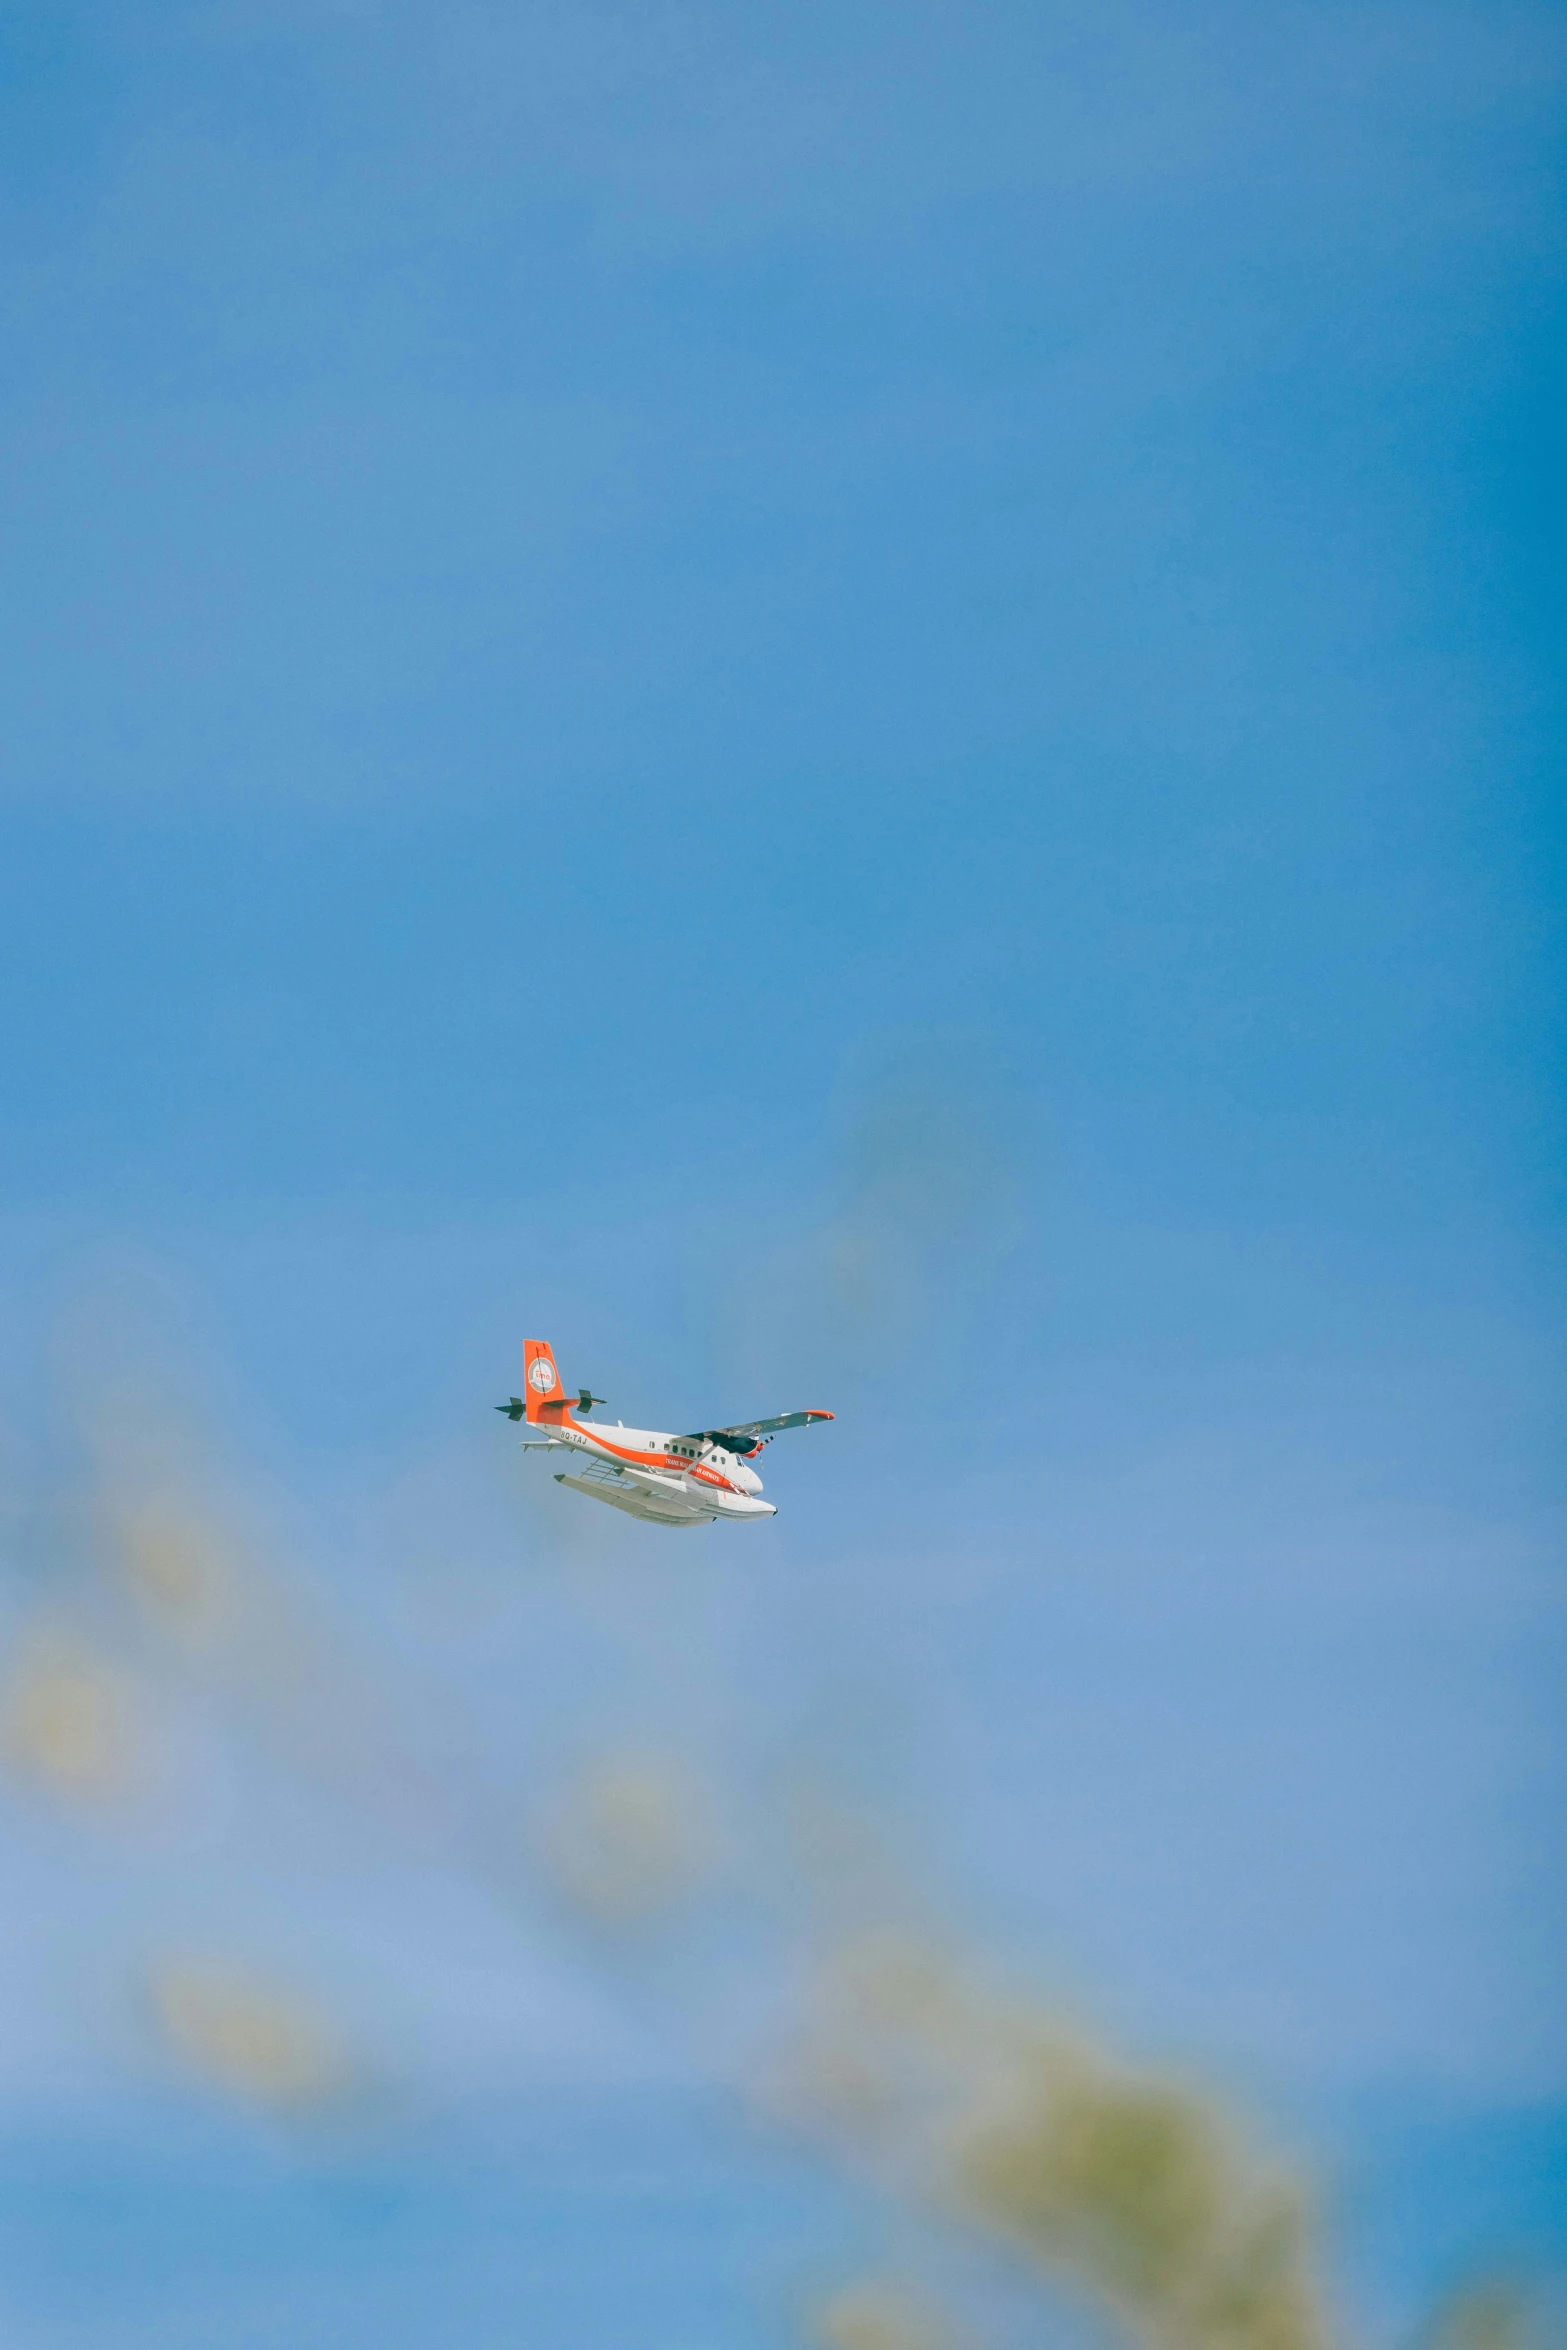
[686,1409,834,1454]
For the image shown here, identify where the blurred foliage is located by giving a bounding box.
[145,1956,354,2112]
[2,1631,141,1800]
[778,1936,1330,2350]
[539,1750,721,1925]
[961,2066,1324,2350]
[814,2278,971,2350]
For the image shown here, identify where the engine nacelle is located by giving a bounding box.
[711,1447,763,1496]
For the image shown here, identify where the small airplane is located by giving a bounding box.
[495,1339,833,1527]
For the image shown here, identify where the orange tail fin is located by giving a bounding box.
[522,1339,567,1422]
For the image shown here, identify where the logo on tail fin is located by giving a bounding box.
[522,1339,566,1421]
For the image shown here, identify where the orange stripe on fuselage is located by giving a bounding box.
[556,1416,739,1493]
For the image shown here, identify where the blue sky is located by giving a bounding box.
[1,4,1564,2346]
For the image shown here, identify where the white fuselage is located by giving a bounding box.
[540,1413,775,1526]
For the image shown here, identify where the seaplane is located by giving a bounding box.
[495,1340,833,1526]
